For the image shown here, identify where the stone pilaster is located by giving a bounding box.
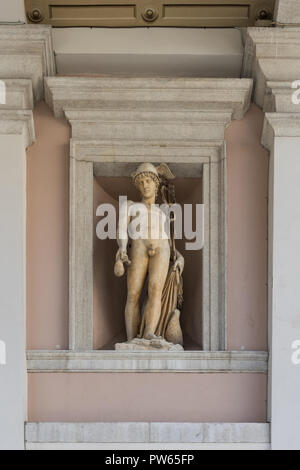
[244,26,300,450]
[0,25,55,101]
[0,80,35,450]
[0,24,55,450]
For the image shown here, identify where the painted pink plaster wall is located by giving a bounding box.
[28,373,267,423]
[27,101,70,350]
[225,105,269,350]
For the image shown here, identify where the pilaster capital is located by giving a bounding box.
[262,112,300,151]
[243,27,300,112]
[0,110,35,148]
[0,79,35,148]
[0,25,55,101]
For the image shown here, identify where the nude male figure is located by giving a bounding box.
[115,163,184,342]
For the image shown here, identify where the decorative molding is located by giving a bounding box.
[45,77,253,120]
[65,109,233,142]
[27,350,268,373]
[262,112,300,151]
[264,81,300,113]
[25,422,270,444]
[243,27,300,110]
[0,110,35,148]
[0,25,55,101]
[71,140,222,163]
[0,79,33,110]
[0,78,35,148]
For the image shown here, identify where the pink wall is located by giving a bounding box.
[28,373,267,423]
[226,104,269,350]
[27,102,70,350]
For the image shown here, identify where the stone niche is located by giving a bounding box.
[68,141,225,353]
[93,163,203,350]
[44,76,253,354]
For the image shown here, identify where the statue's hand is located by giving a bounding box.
[173,257,184,276]
[116,249,131,266]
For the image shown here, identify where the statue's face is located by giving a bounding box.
[137,175,157,199]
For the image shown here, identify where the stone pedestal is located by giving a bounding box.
[115,338,184,352]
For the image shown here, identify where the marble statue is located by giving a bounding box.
[114,163,184,351]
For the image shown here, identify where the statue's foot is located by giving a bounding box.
[144,333,160,341]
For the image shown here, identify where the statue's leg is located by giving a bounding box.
[143,244,170,340]
[125,241,148,341]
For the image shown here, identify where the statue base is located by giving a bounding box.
[115,337,184,351]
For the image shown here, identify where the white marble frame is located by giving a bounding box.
[68,139,226,352]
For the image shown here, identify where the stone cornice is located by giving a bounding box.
[264,81,299,113]
[243,27,300,111]
[70,139,223,163]
[44,77,252,146]
[0,79,33,110]
[0,110,35,148]
[45,76,253,121]
[65,108,233,142]
[27,350,268,373]
[262,112,300,151]
[0,78,35,148]
[0,25,55,101]
[243,26,300,150]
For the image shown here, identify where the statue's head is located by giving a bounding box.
[132,163,160,199]
[131,162,176,200]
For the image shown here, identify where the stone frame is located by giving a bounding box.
[41,76,253,355]
[68,139,226,351]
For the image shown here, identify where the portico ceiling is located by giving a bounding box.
[53,27,244,77]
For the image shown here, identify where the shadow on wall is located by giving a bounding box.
[93,176,203,350]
